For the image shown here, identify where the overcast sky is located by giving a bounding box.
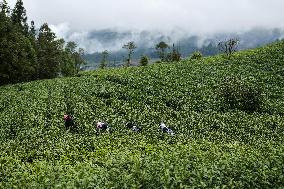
[6,0,284,34]
[5,0,284,52]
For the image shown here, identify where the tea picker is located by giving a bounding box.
[64,114,75,130]
[160,122,175,136]
[96,121,111,132]
[126,122,141,132]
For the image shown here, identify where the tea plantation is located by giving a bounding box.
[1,41,284,188]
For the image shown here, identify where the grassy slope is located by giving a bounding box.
[0,41,284,188]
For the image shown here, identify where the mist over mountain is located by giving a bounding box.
[6,0,284,67]
[79,27,284,67]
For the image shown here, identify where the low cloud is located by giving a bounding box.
[6,0,284,52]
[49,24,284,53]
[7,0,284,33]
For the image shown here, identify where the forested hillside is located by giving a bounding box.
[0,0,85,85]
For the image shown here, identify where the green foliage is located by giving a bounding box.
[1,41,284,187]
[29,20,36,37]
[61,41,86,76]
[166,43,181,62]
[100,50,109,69]
[0,0,86,85]
[74,48,86,73]
[190,51,203,60]
[37,23,62,79]
[0,0,10,15]
[11,0,28,34]
[155,41,169,62]
[60,49,76,77]
[122,41,136,67]
[139,55,149,66]
[218,77,262,112]
[0,11,36,85]
[36,25,86,79]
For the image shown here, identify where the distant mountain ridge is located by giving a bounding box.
[82,27,284,68]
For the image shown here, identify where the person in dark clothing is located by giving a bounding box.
[96,121,111,132]
[64,114,75,130]
[126,122,141,132]
[160,122,175,136]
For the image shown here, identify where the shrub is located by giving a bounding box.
[140,55,149,66]
[218,77,262,112]
[166,49,181,62]
[165,44,181,62]
[169,50,181,62]
[190,51,203,60]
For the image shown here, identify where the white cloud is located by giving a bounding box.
[6,0,284,52]
[50,23,70,39]
[6,0,284,33]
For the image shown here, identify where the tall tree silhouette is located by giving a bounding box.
[0,0,10,15]
[37,23,61,79]
[155,41,169,62]
[122,41,136,67]
[11,0,28,34]
[100,50,109,69]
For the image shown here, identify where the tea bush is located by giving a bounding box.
[190,51,203,60]
[218,77,262,112]
[140,55,149,66]
[0,41,284,188]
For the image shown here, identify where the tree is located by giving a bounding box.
[218,38,239,57]
[0,0,10,15]
[59,39,75,77]
[0,10,36,85]
[111,57,117,67]
[139,55,149,66]
[199,42,219,56]
[60,41,86,76]
[122,41,136,67]
[167,43,181,62]
[0,0,86,84]
[64,42,86,74]
[100,50,109,69]
[37,23,61,79]
[76,48,86,72]
[29,20,36,37]
[65,41,77,54]
[155,41,169,61]
[11,0,28,34]
[190,51,203,60]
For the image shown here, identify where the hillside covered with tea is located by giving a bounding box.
[0,41,284,188]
